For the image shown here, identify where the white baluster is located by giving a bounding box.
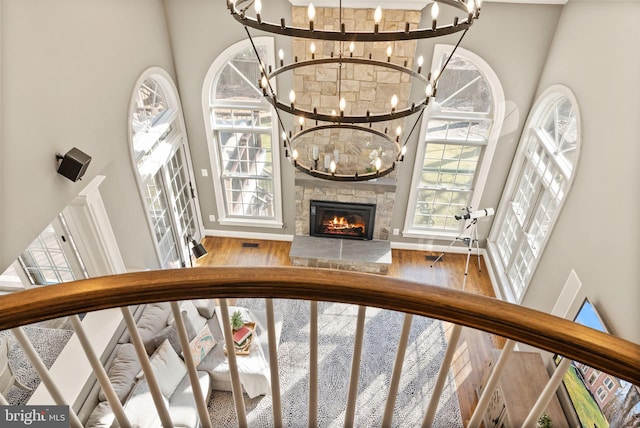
[266,298,283,426]
[344,305,367,428]
[12,327,83,428]
[170,302,212,428]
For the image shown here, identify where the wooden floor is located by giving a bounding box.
[197,236,505,425]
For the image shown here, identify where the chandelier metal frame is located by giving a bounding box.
[226,0,482,181]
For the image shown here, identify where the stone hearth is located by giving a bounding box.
[290,236,391,275]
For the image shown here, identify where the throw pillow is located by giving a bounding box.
[137,302,172,355]
[167,300,207,331]
[99,343,141,403]
[122,378,167,427]
[185,323,217,365]
[193,299,216,319]
[143,311,196,355]
[146,339,187,398]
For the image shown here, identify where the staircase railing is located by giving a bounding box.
[0,266,638,427]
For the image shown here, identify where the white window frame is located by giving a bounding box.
[403,44,505,239]
[129,67,204,268]
[487,85,581,303]
[202,37,283,228]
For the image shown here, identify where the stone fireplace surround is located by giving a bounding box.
[294,173,396,239]
[291,173,396,274]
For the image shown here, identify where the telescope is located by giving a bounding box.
[455,207,495,221]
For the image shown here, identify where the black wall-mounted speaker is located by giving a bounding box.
[56,147,92,182]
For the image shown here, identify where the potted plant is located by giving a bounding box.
[230,310,244,331]
[538,413,552,428]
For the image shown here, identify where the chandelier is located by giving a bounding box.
[226,0,482,181]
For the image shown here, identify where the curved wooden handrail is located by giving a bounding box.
[0,267,638,385]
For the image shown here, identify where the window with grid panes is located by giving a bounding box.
[206,38,282,226]
[405,46,502,236]
[131,69,202,268]
[492,87,580,302]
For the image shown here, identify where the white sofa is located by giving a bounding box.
[84,300,282,427]
[85,300,216,428]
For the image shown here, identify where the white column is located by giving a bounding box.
[62,175,126,277]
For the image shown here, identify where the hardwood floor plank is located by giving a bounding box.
[197,236,501,424]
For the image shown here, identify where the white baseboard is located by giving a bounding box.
[390,240,485,255]
[481,246,505,301]
[204,229,294,242]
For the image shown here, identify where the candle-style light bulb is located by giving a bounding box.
[339,97,346,112]
[425,82,433,97]
[289,90,296,108]
[375,157,382,171]
[390,94,398,111]
[330,160,336,173]
[401,145,407,155]
[310,42,316,59]
[374,6,382,24]
[467,0,475,20]
[331,109,337,117]
[431,2,439,20]
[292,149,299,160]
[254,0,262,13]
[417,56,424,67]
[396,126,402,136]
[386,45,393,61]
[432,68,440,82]
[260,76,268,91]
[281,131,287,141]
[278,49,284,66]
[349,42,355,57]
[298,116,304,125]
[308,3,316,30]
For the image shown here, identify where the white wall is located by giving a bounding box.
[0,0,175,270]
[521,0,640,344]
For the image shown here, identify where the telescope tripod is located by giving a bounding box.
[429,218,481,291]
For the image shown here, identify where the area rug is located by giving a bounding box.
[0,326,74,405]
[208,299,462,427]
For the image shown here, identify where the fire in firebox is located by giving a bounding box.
[320,214,365,237]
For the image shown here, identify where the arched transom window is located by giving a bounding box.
[203,37,283,228]
[404,45,504,238]
[490,85,581,302]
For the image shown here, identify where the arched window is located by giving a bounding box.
[129,68,203,268]
[203,37,283,227]
[404,45,504,237]
[489,85,581,302]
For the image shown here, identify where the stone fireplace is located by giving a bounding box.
[290,174,396,274]
[294,174,396,240]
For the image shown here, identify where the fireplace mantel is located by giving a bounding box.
[294,172,397,194]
